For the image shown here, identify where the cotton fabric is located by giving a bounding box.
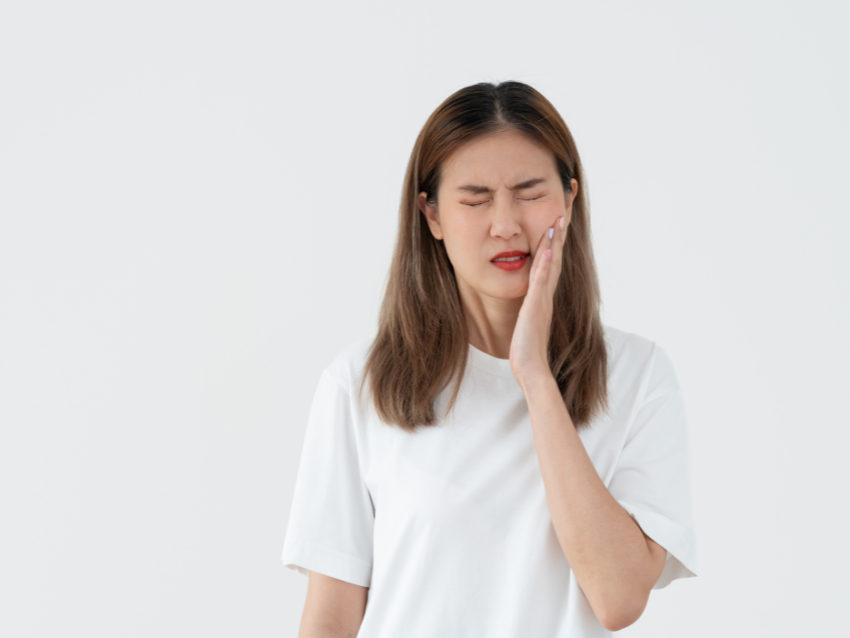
[281,324,699,637]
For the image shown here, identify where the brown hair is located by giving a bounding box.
[357,81,608,432]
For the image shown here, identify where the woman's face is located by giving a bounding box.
[419,128,578,303]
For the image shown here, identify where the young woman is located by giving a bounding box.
[281,81,699,637]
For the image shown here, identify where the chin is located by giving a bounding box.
[486,281,528,300]
[460,271,528,300]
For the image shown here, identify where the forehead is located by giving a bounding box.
[440,129,557,185]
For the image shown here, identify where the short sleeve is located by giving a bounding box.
[280,369,375,587]
[608,344,699,590]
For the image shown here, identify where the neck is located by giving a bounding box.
[459,279,523,360]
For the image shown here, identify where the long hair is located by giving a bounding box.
[358,81,608,433]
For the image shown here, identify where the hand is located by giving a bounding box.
[509,215,567,387]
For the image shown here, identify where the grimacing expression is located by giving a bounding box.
[419,128,578,302]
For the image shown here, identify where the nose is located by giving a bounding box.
[489,190,521,240]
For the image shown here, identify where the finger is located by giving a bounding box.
[536,220,559,287]
[529,224,549,282]
[532,245,552,291]
[548,216,566,295]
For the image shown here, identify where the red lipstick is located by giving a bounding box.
[490,250,530,271]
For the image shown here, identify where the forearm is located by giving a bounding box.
[299,622,360,638]
[519,373,655,628]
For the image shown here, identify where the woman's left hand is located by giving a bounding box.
[509,215,567,387]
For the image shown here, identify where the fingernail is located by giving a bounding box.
[548,228,554,239]
[559,217,565,229]
[546,249,552,258]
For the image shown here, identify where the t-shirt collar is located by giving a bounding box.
[467,343,516,379]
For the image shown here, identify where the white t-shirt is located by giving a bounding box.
[281,324,699,637]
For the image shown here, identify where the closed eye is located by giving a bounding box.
[464,196,543,207]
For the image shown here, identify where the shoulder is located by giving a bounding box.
[602,324,681,399]
[322,333,378,395]
[602,323,654,360]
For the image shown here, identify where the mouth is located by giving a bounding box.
[490,251,531,262]
[490,252,530,271]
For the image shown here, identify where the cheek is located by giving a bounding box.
[441,215,486,268]
[532,202,565,232]
[446,210,481,234]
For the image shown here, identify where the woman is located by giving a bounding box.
[281,81,699,637]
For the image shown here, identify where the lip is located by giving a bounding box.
[490,250,530,271]
[490,250,530,261]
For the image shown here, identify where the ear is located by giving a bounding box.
[418,191,443,240]
[564,178,579,226]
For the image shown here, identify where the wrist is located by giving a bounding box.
[515,367,557,396]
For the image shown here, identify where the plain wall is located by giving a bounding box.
[1,1,847,636]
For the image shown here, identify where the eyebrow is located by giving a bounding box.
[456,177,548,194]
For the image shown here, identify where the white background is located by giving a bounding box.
[1,1,848,636]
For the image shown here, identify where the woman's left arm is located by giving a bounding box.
[510,214,666,632]
[519,373,667,632]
